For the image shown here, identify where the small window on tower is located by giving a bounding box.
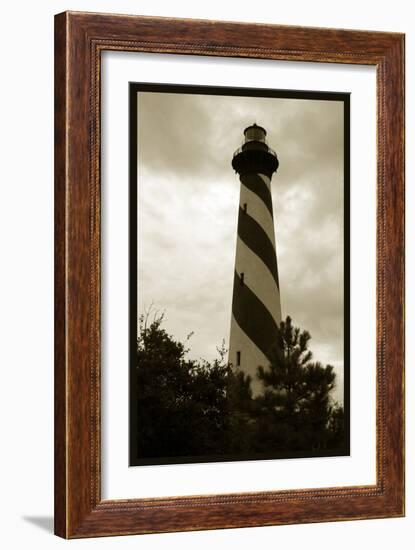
[240,272,244,285]
[243,202,247,213]
[236,351,241,366]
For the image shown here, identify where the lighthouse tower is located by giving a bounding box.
[228,124,281,393]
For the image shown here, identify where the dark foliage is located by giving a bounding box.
[134,313,346,461]
[135,313,230,458]
[252,316,341,452]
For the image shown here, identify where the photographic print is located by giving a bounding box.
[54,13,404,537]
[129,83,350,466]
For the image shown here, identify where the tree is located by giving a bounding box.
[251,316,345,453]
[225,369,256,454]
[133,312,345,461]
[135,312,231,459]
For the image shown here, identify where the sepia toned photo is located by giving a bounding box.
[129,83,350,466]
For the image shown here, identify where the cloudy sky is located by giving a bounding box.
[136,89,345,402]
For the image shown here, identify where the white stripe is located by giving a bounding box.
[258,173,271,190]
[239,184,276,247]
[228,315,270,396]
[234,237,282,326]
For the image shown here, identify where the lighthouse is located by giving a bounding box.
[228,124,281,393]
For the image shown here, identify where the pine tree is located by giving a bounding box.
[252,316,345,453]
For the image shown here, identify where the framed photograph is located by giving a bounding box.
[129,83,350,467]
[54,11,405,538]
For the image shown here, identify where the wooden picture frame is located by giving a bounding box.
[54,11,405,538]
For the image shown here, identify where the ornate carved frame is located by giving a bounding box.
[54,11,405,538]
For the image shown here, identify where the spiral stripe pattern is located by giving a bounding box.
[229,172,282,392]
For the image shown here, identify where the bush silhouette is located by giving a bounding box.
[133,312,346,461]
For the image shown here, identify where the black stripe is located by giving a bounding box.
[237,207,280,290]
[240,173,273,217]
[232,271,279,362]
